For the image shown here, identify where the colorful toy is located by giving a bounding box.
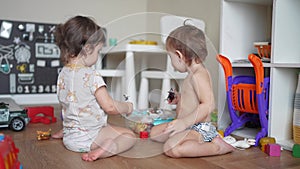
[0,102,29,131]
[123,94,129,101]
[132,122,150,133]
[36,129,52,141]
[292,144,300,158]
[25,106,56,124]
[0,133,23,169]
[217,54,270,146]
[125,108,175,134]
[218,130,224,138]
[223,136,255,149]
[259,137,276,152]
[266,143,281,157]
[139,131,149,139]
[167,88,175,103]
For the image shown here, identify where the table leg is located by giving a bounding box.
[125,51,137,109]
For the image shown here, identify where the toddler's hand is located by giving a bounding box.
[163,119,186,136]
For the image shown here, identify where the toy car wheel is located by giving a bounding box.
[10,118,25,131]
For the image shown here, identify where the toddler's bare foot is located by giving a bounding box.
[212,136,235,155]
[82,139,117,162]
[51,129,63,139]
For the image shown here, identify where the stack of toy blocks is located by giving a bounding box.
[260,137,276,152]
[259,137,281,157]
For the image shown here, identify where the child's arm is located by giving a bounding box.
[95,86,133,115]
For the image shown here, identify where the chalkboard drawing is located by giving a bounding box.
[35,43,60,58]
[15,44,31,63]
[16,64,27,73]
[0,21,13,39]
[0,44,14,74]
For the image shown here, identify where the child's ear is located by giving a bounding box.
[83,44,93,54]
[175,50,184,61]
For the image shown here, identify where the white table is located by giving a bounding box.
[101,44,166,109]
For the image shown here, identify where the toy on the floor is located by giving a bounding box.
[140,131,149,139]
[218,130,224,138]
[266,143,281,157]
[0,133,23,168]
[36,129,52,140]
[25,106,56,124]
[292,144,300,158]
[0,101,29,131]
[259,137,276,152]
[125,108,175,134]
[223,136,255,150]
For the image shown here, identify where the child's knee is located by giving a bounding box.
[123,132,136,140]
[163,143,181,158]
[149,134,162,142]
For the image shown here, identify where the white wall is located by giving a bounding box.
[0,0,220,106]
[0,0,148,42]
[146,0,220,49]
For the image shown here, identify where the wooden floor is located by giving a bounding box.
[1,104,300,169]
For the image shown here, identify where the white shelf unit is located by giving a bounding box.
[218,0,300,150]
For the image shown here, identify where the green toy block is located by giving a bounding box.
[292,144,300,158]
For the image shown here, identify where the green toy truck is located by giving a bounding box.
[0,102,29,131]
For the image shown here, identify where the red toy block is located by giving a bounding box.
[140,131,148,139]
[25,106,57,124]
[266,143,281,157]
